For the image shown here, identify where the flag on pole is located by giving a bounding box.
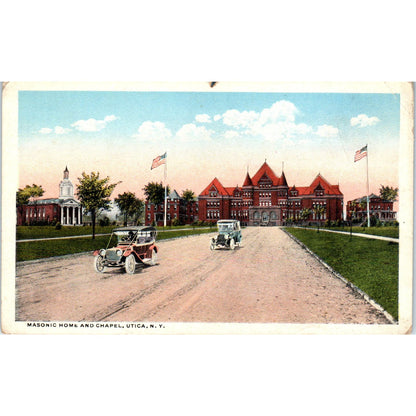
[354,145,367,162]
[151,152,167,170]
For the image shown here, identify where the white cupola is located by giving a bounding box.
[59,166,74,199]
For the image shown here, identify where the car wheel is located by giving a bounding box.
[149,248,158,266]
[94,255,106,273]
[125,254,136,274]
[230,238,236,250]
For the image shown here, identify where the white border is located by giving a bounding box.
[1,81,413,334]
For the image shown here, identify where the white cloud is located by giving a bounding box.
[350,114,380,128]
[39,127,52,134]
[195,114,211,123]
[54,126,71,134]
[258,100,298,124]
[222,109,259,128]
[176,123,213,142]
[71,114,119,132]
[224,130,240,140]
[133,121,172,141]
[316,124,339,138]
[219,100,311,141]
[213,114,222,121]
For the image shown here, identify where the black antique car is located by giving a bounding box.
[93,226,158,274]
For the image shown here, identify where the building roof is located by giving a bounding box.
[251,162,281,186]
[168,189,181,200]
[242,172,253,187]
[200,177,230,196]
[296,174,343,196]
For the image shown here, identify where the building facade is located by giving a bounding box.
[17,167,83,226]
[198,162,343,226]
[145,190,198,226]
[346,194,397,222]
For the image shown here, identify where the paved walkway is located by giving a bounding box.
[292,226,399,243]
[16,227,212,243]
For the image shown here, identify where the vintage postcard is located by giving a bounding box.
[1,81,413,334]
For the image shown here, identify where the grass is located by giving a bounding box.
[285,228,399,320]
[16,228,216,262]
[16,225,114,240]
[323,226,399,239]
[16,224,217,240]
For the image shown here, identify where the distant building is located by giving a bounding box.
[198,161,344,226]
[145,190,198,226]
[17,167,83,226]
[346,193,397,222]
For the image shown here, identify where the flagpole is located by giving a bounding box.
[366,144,370,227]
[164,153,167,228]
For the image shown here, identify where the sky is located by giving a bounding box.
[18,89,401,210]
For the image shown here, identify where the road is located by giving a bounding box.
[15,227,391,324]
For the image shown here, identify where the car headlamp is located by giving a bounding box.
[99,249,106,256]
[116,249,123,256]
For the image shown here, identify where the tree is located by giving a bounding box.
[379,185,398,202]
[17,184,44,224]
[299,208,311,225]
[114,192,144,226]
[76,172,120,239]
[143,182,170,206]
[312,205,325,233]
[181,189,195,202]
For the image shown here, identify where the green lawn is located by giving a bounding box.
[322,226,399,239]
[17,224,216,240]
[285,228,399,320]
[16,228,216,262]
[16,225,114,240]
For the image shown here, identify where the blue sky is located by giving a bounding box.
[18,89,400,205]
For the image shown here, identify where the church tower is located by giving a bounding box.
[59,166,74,199]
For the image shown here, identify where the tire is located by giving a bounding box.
[94,255,106,273]
[125,254,136,274]
[230,238,236,250]
[149,248,158,266]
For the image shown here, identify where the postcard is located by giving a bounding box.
[1,81,413,334]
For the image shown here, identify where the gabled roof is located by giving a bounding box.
[200,177,230,196]
[242,172,253,187]
[168,189,181,200]
[251,162,281,186]
[298,174,343,196]
[279,171,288,187]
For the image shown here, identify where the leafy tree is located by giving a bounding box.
[181,189,195,202]
[312,205,325,233]
[76,172,120,239]
[143,182,170,206]
[299,208,311,225]
[379,185,398,202]
[17,184,44,223]
[114,192,144,226]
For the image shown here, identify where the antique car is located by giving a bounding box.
[209,220,242,250]
[93,226,158,274]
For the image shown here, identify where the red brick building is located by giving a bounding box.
[346,193,397,222]
[145,190,198,226]
[198,162,343,226]
[17,167,83,226]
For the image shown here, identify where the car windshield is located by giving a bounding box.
[218,223,234,232]
[114,230,137,244]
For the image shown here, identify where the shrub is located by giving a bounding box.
[55,222,62,230]
[99,216,110,227]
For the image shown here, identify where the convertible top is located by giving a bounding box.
[112,226,157,233]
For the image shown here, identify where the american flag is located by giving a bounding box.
[354,145,367,162]
[151,152,167,170]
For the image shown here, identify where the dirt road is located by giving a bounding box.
[16,227,390,324]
